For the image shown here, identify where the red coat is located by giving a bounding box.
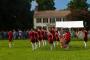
[48,33,53,43]
[65,32,71,41]
[84,31,88,38]
[37,30,42,40]
[84,31,88,41]
[43,30,47,40]
[55,32,59,40]
[8,31,13,41]
[41,30,44,39]
[28,31,35,43]
[34,31,38,40]
[51,30,55,40]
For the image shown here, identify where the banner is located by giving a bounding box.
[56,21,84,28]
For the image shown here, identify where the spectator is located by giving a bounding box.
[13,29,17,40]
[18,29,23,39]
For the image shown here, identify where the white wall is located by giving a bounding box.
[33,17,66,29]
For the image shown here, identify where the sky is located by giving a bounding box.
[55,0,69,10]
[31,0,90,10]
[55,0,90,10]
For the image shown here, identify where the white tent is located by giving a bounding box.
[56,21,84,28]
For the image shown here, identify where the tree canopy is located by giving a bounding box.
[67,0,90,28]
[36,0,56,11]
[0,0,33,30]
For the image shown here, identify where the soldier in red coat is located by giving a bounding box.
[48,31,53,50]
[28,29,36,51]
[43,29,47,46]
[83,29,88,48]
[37,28,42,47]
[41,28,47,46]
[8,31,13,48]
[50,27,56,47]
[55,31,59,46]
[34,29,39,49]
[64,30,71,49]
[34,29,38,42]
[29,29,35,43]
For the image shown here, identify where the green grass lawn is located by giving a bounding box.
[0,39,90,60]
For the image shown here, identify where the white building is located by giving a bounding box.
[33,10,71,29]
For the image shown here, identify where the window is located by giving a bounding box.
[36,26,42,29]
[43,18,48,23]
[63,17,66,21]
[62,17,64,21]
[43,26,47,30]
[56,18,61,21]
[36,18,42,23]
[50,18,55,23]
[61,17,65,21]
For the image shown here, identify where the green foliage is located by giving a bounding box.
[67,0,89,28]
[68,0,88,10]
[36,0,56,11]
[0,0,33,30]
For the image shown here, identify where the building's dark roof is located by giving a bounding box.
[34,10,71,18]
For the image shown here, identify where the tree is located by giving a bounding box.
[67,0,89,28]
[0,0,33,30]
[36,0,56,11]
